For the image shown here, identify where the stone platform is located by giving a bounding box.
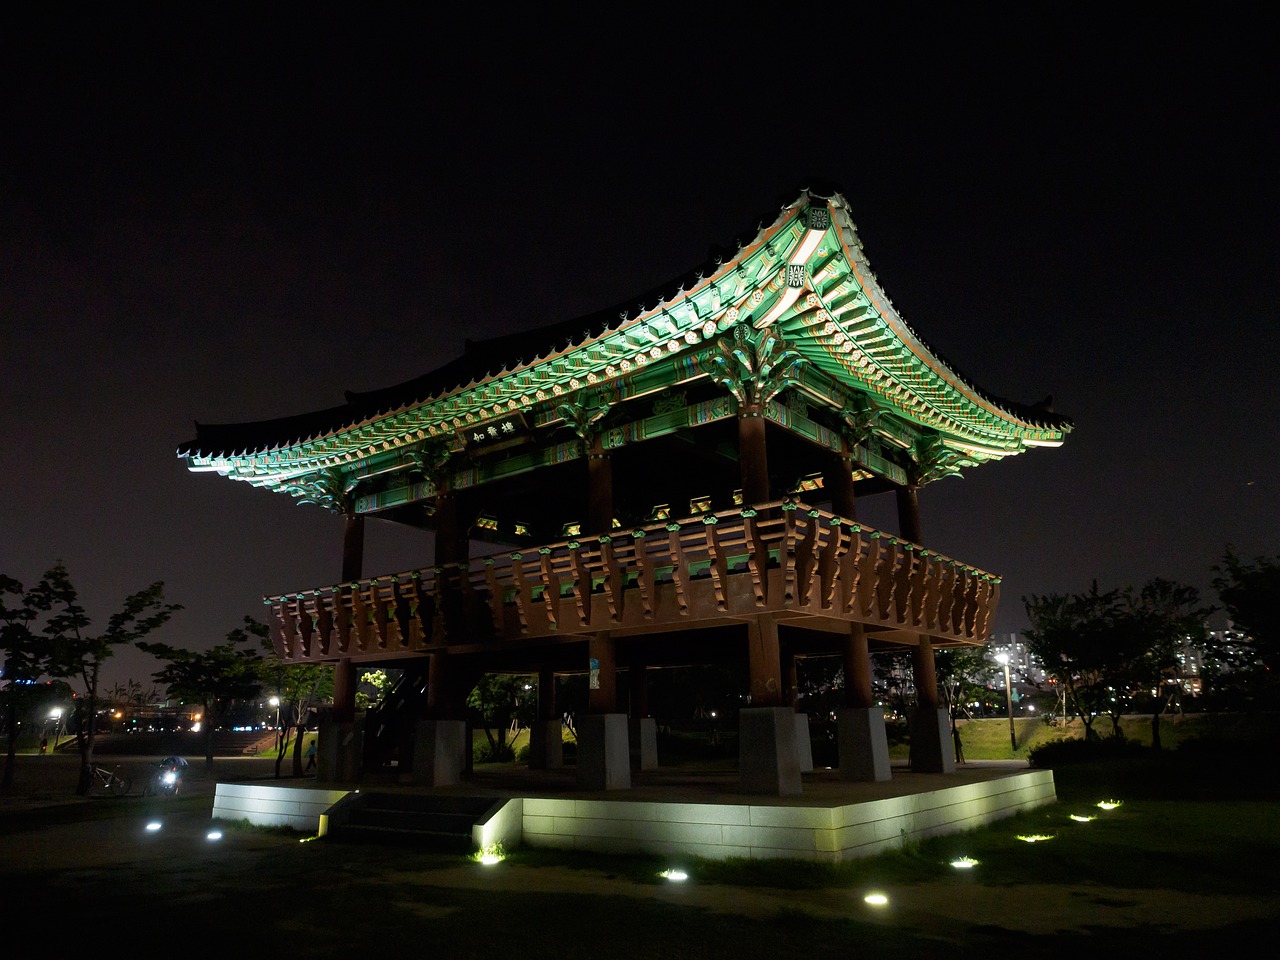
[212,760,1054,862]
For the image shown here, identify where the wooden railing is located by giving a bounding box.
[266,500,1000,662]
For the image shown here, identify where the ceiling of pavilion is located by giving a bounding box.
[177,179,1073,509]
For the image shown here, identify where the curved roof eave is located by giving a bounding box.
[177,180,1071,465]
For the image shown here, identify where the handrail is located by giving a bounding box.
[266,500,1001,662]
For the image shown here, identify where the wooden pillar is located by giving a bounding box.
[334,508,363,724]
[842,622,874,708]
[332,657,357,723]
[781,648,798,707]
[911,636,940,709]
[434,488,469,636]
[738,401,770,506]
[588,633,617,713]
[342,511,365,583]
[538,666,557,721]
[746,616,783,707]
[824,440,858,520]
[426,650,448,717]
[586,434,614,536]
[434,489,466,565]
[896,485,923,545]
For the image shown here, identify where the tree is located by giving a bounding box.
[256,628,332,778]
[1023,583,1132,741]
[2,562,180,795]
[934,646,990,763]
[138,617,264,770]
[1125,578,1211,749]
[467,673,536,760]
[1211,549,1280,706]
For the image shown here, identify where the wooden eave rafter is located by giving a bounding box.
[180,187,1070,499]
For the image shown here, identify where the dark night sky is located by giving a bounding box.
[3,8,1276,689]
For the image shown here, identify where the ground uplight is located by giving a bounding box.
[471,842,506,866]
[145,821,163,833]
[1096,799,1123,810]
[864,892,889,907]
[949,857,979,869]
[659,869,688,882]
[1016,834,1054,843]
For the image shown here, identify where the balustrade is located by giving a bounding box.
[268,501,1000,663]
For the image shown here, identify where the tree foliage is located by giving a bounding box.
[933,645,992,762]
[1125,578,1211,748]
[138,616,264,770]
[1,562,179,794]
[256,629,331,777]
[1211,549,1280,706]
[467,673,537,760]
[1023,582,1133,740]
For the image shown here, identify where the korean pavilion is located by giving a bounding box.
[177,181,1072,796]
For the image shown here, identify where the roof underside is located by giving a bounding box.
[177,181,1072,500]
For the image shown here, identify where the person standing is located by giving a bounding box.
[305,739,317,772]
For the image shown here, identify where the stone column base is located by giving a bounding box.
[527,719,564,770]
[909,707,956,774]
[629,717,658,770]
[317,715,363,783]
[576,713,632,790]
[738,706,803,796]
[410,719,467,786]
[794,713,814,773]
[836,706,892,782]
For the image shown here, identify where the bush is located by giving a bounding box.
[473,739,515,763]
[1027,735,1148,769]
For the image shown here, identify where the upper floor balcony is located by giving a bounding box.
[267,500,1000,664]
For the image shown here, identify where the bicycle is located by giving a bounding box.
[87,763,132,797]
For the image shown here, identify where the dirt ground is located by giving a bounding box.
[2,753,1277,957]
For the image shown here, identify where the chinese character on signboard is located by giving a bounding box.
[458,412,530,453]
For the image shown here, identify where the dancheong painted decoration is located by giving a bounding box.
[178,180,1071,793]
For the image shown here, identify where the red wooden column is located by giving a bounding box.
[738,401,770,506]
[585,433,613,536]
[588,633,617,713]
[781,648,798,707]
[741,614,801,795]
[897,482,952,772]
[529,665,563,770]
[539,666,558,721]
[896,485,923,545]
[824,439,858,521]
[837,620,892,782]
[579,632,630,789]
[842,622,874,708]
[746,616,783,706]
[332,508,365,723]
[911,637,941,709]
[342,511,365,583]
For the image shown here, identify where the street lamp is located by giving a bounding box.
[269,697,281,751]
[48,708,64,751]
[994,653,1016,752]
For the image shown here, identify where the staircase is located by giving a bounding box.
[323,792,504,851]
